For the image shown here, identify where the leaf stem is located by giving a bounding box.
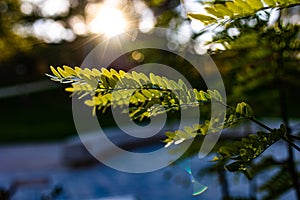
[248,117,273,132]
[216,100,274,132]
[283,137,300,152]
[287,134,300,141]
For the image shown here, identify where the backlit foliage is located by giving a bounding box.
[188,0,300,25]
[47,66,292,179]
[47,0,300,198]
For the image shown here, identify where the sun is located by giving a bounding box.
[89,5,128,38]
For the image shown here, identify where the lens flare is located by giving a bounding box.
[177,159,208,195]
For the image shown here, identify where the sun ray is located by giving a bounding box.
[88,3,128,38]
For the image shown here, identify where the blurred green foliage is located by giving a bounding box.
[0,0,32,61]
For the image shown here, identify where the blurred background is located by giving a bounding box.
[0,0,299,199]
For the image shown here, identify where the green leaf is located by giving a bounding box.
[134,92,146,102]
[247,0,264,10]
[225,1,244,14]
[100,75,110,88]
[277,0,288,5]
[235,102,254,118]
[214,4,234,17]
[226,161,243,172]
[148,89,161,98]
[211,156,220,162]
[101,68,111,77]
[162,77,174,89]
[205,7,224,18]
[187,13,217,24]
[178,79,188,92]
[234,0,254,13]
[47,66,223,122]
[241,167,253,180]
[156,76,168,89]
[141,90,153,99]
[50,66,62,78]
[263,0,276,6]
[193,89,201,101]
[63,65,77,76]
[217,125,286,179]
[149,73,158,85]
[199,91,210,102]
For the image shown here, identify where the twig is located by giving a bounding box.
[249,117,273,132]
[287,134,300,141]
[283,137,300,153]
